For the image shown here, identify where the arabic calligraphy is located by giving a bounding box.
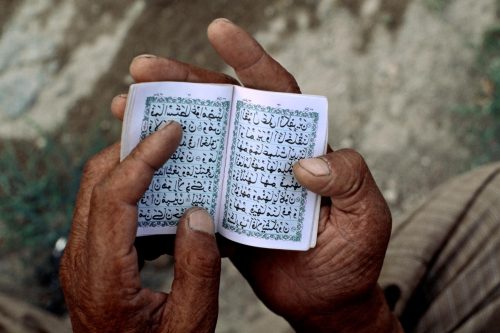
[223,100,319,241]
[138,96,230,228]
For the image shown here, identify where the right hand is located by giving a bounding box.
[111,18,402,332]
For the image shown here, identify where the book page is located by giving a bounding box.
[219,86,328,250]
[120,82,233,236]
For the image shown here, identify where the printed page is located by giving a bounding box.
[219,86,328,250]
[120,82,233,236]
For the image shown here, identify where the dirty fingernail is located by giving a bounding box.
[299,157,331,177]
[188,208,215,235]
[112,94,124,102]
[134,54,158,60]
[112,94,127,103]
[215,18,233,24]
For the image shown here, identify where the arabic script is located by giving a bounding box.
[138,96,229,228]
[223,101,319,241]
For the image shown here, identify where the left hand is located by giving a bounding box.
[59,122,221,332]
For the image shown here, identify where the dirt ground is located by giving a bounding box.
[0,0,498,331]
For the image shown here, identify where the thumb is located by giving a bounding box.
[164,208,220,332]
[293,149,389,217]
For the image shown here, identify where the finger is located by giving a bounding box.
[130,54,239,85]
[293,148,391,219]
[87,121,182,258]
[66,143,120,254]
[111,94,127,121]
[207,18,301,93]
[164,208,220,332]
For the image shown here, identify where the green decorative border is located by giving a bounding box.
[222,100,319,241]
[138,96,230,227]
[140,96,229,139]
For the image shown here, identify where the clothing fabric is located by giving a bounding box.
[380,163,500,332]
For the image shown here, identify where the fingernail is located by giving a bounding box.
[187,208,215,235]
[216,18,233,25]
[112,94,127,104]
[298,157,331,177]
[158,120,174,131]
[134,54,158,60]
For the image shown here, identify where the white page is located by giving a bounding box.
[218,86,328,250]
[308,131,328,248]
[120,82,233,236]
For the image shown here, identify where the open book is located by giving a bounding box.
[121,82,328,250]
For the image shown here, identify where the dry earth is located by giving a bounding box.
[0,0,497,332]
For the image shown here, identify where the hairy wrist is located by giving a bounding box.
[288,286,403,333]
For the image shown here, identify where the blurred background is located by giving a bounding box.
[0,0,498,331]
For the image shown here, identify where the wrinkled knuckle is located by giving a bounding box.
[129,147,155,172]
[340,149,369,174]
[182,251,220,280]
[120,162,142,183]
[90,181,113,207]
[129,147,143,163]
[238,51,266,72]
[343,150,369,182]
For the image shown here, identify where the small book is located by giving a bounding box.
[120,82,328,250]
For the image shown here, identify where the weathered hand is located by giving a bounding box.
[111,18,402,332]
[59,122,221,333]
[231,150,398,332]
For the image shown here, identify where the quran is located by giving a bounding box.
[121,82,328,250]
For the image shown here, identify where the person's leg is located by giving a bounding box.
[379,163,500,332]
